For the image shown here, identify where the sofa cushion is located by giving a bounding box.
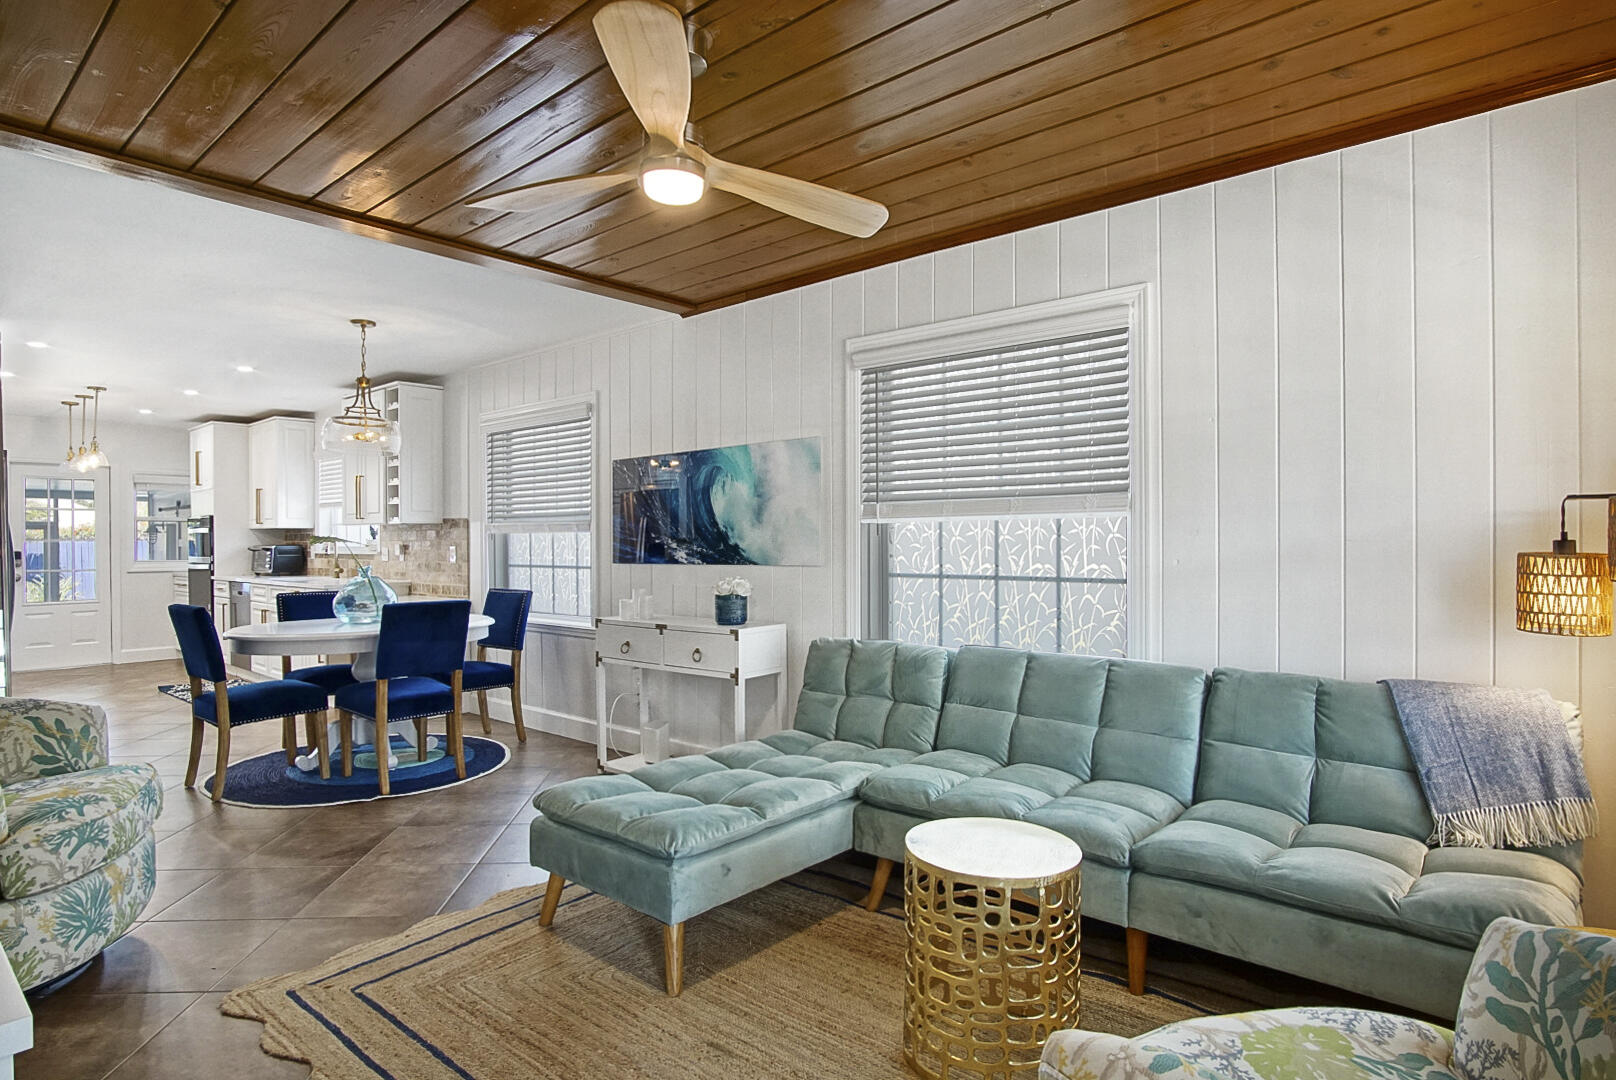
[537,753,881,859]
[791,639,950,752]
[1133,801,1579,948]
[0,763,163,898]
[1024,781,1188,868]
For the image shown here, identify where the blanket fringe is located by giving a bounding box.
[1430,797,1599,849]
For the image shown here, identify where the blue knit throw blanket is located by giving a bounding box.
[1382,679,1597,849]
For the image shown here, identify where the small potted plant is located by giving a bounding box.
[714,577,751,626]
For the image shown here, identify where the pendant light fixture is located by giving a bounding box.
[319,319,399,455]
[75,386,109,471]
[61,399,79,465]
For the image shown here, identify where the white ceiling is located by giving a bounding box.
[0,147,666,426]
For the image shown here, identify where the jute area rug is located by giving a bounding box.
[222,878,1213,1079]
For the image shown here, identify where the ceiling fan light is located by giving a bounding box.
[640,155,705,206]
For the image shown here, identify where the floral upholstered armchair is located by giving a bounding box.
[0,699,161,990]
[1041,918,1614,1080]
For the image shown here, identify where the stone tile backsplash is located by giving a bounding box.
[290,518,471,598]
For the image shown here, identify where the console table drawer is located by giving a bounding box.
[663,629,736,674]
[605,624,663,664]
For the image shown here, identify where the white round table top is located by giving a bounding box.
[905,817,1082,884]
[223,613,493,655]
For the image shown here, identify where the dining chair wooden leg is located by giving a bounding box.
[184,717,204,789]
[414,716,428,761]
[450,671,467,780]
[305,712,319,752]
[339,710,354,777]
[374,680,391,796]
[210,681,233,803]
[476,689,491,734]
[510,651,527,743]
[282,715,297,764]
[311,711,330,780]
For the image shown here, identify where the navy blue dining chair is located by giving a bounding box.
[275,590,359,692]
[168,604,332,801]
[332,600,471,796]
[461,588,532,742]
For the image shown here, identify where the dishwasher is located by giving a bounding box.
[228,581,253,668]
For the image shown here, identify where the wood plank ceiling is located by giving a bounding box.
[1,0,1613,314]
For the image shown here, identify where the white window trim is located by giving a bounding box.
[130,473,191,572]
[843,284,1160,660]
[474,391,599,622]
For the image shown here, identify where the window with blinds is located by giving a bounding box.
[485,411,592,529]
[316,457,343,506]
[859,326,1130,520]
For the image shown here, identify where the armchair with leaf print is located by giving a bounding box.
[1041,919,1613,1080]
[0,699,160,991]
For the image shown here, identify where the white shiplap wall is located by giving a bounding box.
[453,81,1616,922]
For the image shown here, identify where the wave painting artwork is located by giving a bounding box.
[612,438,823,565]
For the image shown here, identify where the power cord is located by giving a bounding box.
[603,690,639,762]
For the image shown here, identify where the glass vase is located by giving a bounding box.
[333,564,397,624]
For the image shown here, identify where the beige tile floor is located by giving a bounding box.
[13,658,597,1080]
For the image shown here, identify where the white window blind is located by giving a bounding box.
[485,408,592,529]
[859,326,1130,520]
[316,457,342,506]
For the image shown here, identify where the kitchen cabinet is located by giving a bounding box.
[377,381,443,525]
[341,452,387,526]
[189,422,248,556]
[248,417,315,529]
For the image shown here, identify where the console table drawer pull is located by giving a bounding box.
[620,641,631,654]
[691,648,702,662]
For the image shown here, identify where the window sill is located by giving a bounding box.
[527,615,595,639]
[129,562,192,573]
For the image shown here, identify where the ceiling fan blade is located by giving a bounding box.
[593,0,691,147]
[699,151,889,238]
[467,171,637,213]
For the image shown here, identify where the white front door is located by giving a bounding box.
[9,466,112,670]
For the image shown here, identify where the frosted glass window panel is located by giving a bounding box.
[578,571,592,614]
[941,578,995,648]
[508,532,531,564]
[999,517,1058,577]
[1063,583,1127,658]
[578,531,591,566]
[889,520,939,574]
[507,565,531,591]
[1000,580,1057,653]
[554,531,577,564]
[533,531,554,564]
[941,519,994,576]
[556,568,579,615]
[1061,514,1128,581]
[533,569,554,614]
[889,576,940,647]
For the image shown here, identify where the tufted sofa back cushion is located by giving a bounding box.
[793,639,951,753]
[1197,668,1434,839]
[933,646,1207,805]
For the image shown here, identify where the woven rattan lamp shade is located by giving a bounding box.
[1516,551,1613,637]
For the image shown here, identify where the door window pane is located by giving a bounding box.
[24,477,96,603]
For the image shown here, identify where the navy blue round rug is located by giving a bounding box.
[204,735,511,807]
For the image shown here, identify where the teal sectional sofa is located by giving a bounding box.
[529,640,1582,1016]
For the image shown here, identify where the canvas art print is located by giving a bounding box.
[613,438,822,565]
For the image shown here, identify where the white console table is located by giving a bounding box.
[594,615,787,772]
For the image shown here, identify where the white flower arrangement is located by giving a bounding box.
[714,576,752,597]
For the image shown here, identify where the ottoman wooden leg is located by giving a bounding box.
[864,857,894,912]
[1126,928,1148,995]
[538,874,565,927]
[663,922,684,996]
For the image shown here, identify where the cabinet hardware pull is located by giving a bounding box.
[193,450,201,486]
[619,641,631,654]
[691,648,702,662]
[255,488,263,525]
[354,475,364,520]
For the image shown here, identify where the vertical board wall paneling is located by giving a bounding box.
[1274,153,1345,679]
[1490,94,1581,702]
[1155,186,1220,671]
[1575,78,1616,930]
[451,82,1616,920]
[1341,136,1417,681]
[1213,170,1280,672]
[1412,115,1494,685]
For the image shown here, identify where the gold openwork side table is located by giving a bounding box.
[903,817,1082,1080]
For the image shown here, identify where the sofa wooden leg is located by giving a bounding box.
[538,874,565,927]
[663,922,684,996]
[865,857,895,912]
[1126,927,1148,995]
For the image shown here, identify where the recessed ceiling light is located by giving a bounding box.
[235,364,255,373]
[23,341,48,349]
[182,389,199,396]
[138,408,153,415]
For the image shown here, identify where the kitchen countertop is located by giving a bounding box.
[218,574,414,591]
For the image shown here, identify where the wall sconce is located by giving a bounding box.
[1516,493,1615,637]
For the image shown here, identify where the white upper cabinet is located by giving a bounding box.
[188,423,215,516]
[341,451,387,526]
[377,381,443,525]
[247,417,316,529]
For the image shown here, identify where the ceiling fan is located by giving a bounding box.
[465,0,889,238]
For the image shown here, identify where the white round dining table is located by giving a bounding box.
[223,612,493,772]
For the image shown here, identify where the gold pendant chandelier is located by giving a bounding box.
[61,386,109,471]
[319,318,399,454]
